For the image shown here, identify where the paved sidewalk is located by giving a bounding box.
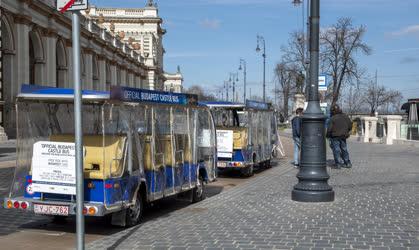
[87,140,418,250]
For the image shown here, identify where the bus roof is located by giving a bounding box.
[199,101,245,108]
[200,100,272,110]
[17,84,198,106]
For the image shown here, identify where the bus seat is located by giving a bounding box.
[215,127,247,149]
[159,135,173,167]
[141,135,153,171]
[184,138,192,163]
[233,128,247,149]
[49,134,126,179]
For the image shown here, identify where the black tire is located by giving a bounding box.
[192,176,206,203]
[241,164,254,177]
[264,160,272,169]
[125,193,143,227]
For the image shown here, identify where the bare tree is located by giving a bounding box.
[320,18,372,106]
[342,83,363,115]
[185,85,217,101]
[281,31,307,94]
[274,62,300,119]
[363,82,403,114]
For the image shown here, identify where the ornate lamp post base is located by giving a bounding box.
[291,103,334,202]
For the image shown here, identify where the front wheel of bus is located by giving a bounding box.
[126,193,143,227]
[192,176,206,203]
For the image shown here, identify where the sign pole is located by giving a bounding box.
[72,11,85,250]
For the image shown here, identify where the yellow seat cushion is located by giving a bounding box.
[49,134,126,180]
[216,126,247,150]
[159,135,173,166]
[140,135,153,171]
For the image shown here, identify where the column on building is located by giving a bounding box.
[84,49,93,90]
[120,67,127,86]
[29,28,46,85]
[66,39,73,88]
[44,28,58,86]
[135,74,141,88]
[97,55,107,91]
[9,15,31,137]
[110,60,117,87]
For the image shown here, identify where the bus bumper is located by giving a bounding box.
[3,197,122,217]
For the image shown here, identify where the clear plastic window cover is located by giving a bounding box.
[10,102,217,203]
[213,109,247,128]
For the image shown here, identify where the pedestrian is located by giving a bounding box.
[326,104,352,168]
[291,108,303,168]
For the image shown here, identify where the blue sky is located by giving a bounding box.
[91,0,419,101]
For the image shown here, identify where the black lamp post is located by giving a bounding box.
[225,80,230,101]
[256,35,266,102]
[239,59,247,102]
[292,0,334,202]
[229,73,239,102]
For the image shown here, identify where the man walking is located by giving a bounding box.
[291,108,303,168]
[327,104,352,168]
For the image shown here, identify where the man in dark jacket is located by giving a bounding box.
[291,108,303,167]
[327,104,352,168]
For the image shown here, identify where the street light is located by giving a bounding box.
[239,59,247,102]
[292,0,334,202]
[256,35,266,102]
[224,80,230,101]
[229,73,239,102]
[292,0,310,96]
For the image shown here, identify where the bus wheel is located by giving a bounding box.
[242,164,254,177]
[264,160,272,169]
[192,176,206,203]
[126,193,143,227]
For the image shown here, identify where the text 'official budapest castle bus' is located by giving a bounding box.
[4,85,217,227]
[202,101,278,177]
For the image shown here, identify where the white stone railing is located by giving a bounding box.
[93,8,145,18]
[382,115,402,145]
[79,17,143,65]
[358,115,403,145]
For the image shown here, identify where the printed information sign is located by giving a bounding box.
[31,141,76,195]
[216,130,233,158]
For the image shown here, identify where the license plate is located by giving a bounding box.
[34,204,69,216]
[217,162,227,168]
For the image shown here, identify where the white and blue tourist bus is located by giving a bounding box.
[201,101,278,177]
[4,85,217,227]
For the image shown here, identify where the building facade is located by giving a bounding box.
[163,66,183,93]
[0,0,182,138]
[87,0,182,91]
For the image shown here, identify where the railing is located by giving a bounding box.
[94,8,145,17]
[401,123,419,140]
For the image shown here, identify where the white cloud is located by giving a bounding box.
[384,47,419,53]
[390,24,419,37]
[199,18,221,29]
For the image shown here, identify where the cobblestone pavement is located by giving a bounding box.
[86,140,418,250]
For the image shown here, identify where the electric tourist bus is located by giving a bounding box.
[202,101,278,177]
[4,85,217,227]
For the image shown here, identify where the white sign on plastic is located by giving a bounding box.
[319,75,327,91]
[31,141,77,195]
[216,130,233,158]
[56,0,88,12]
[198,129,212,147]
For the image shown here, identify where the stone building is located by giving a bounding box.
[86,0,182,91]
[0,0,182,138]
[163,66,183,93]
